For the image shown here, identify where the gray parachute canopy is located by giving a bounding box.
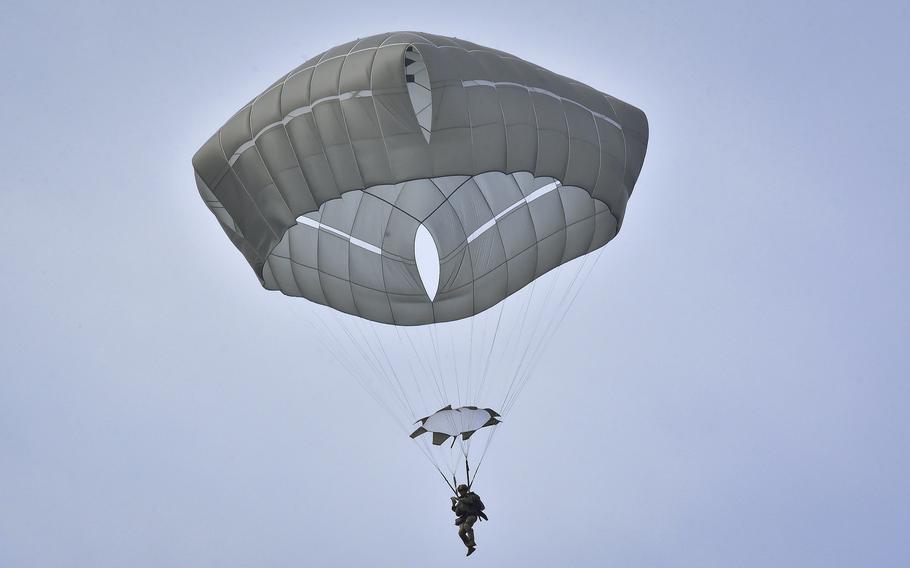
[193,31,648,325]
[410,405,502,446]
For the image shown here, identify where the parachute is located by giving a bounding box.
[192,31,648,491]
[411,406,502,446]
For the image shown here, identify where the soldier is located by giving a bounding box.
[450,484,487,556]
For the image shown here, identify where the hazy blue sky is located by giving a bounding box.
[2,1,908,566]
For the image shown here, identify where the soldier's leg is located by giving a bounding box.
[458,519,471,546]
[463,515,477,547]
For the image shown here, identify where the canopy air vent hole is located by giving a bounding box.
[405,46,432,142]
[414,224,440,301]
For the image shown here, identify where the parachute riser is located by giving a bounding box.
[438,469,458,496]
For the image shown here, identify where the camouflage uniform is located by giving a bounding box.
[451,487,486,553]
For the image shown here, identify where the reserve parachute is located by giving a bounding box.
[192,31,648,491]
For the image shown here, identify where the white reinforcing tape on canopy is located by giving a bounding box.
[466,181,560,243]
[461,80,622,130]
[228,90,374,166]
[295,179,561,256]
[295,215,383,255]
[227,78,620,167]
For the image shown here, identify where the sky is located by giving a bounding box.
[1,1,909,566]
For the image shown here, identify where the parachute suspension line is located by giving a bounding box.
[427,323,446,381]
[363,324,420,422]
[360,321,416,420]
[402,327,448,406]
[309,311,377,390]
[421,434,458,480]
[309,308,460,488]
[334,314,413,420]
[398,327,442,407]
[427,324,448,402]
[501,255,587,414]
[366,320,420,420]
[308,315,383,412]
[473,278,536,416]
[498,262,568,412]
[441,468,459,495]
[514,251,602,404]
[307,308,410,434]
[503,249,605,415]
[353,320,416,420]
[468,424,500,488]
[424,326,464,469]
[389,326,430,420]
[504,253,584,405]
[331,315,393,397]
[412,435,458,494]
[467,316,474,405]
[462,435,473,481]
[501,277,537,361]
[475,299,506,403]
[430,322,460,407]
[449,323,461,407]
[499,274,540,394]
[471,306,489,402]
[454,442,469,484]
[505,272,600,414]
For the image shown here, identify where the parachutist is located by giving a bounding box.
[193,32,647,539]
[451,484,486,556]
